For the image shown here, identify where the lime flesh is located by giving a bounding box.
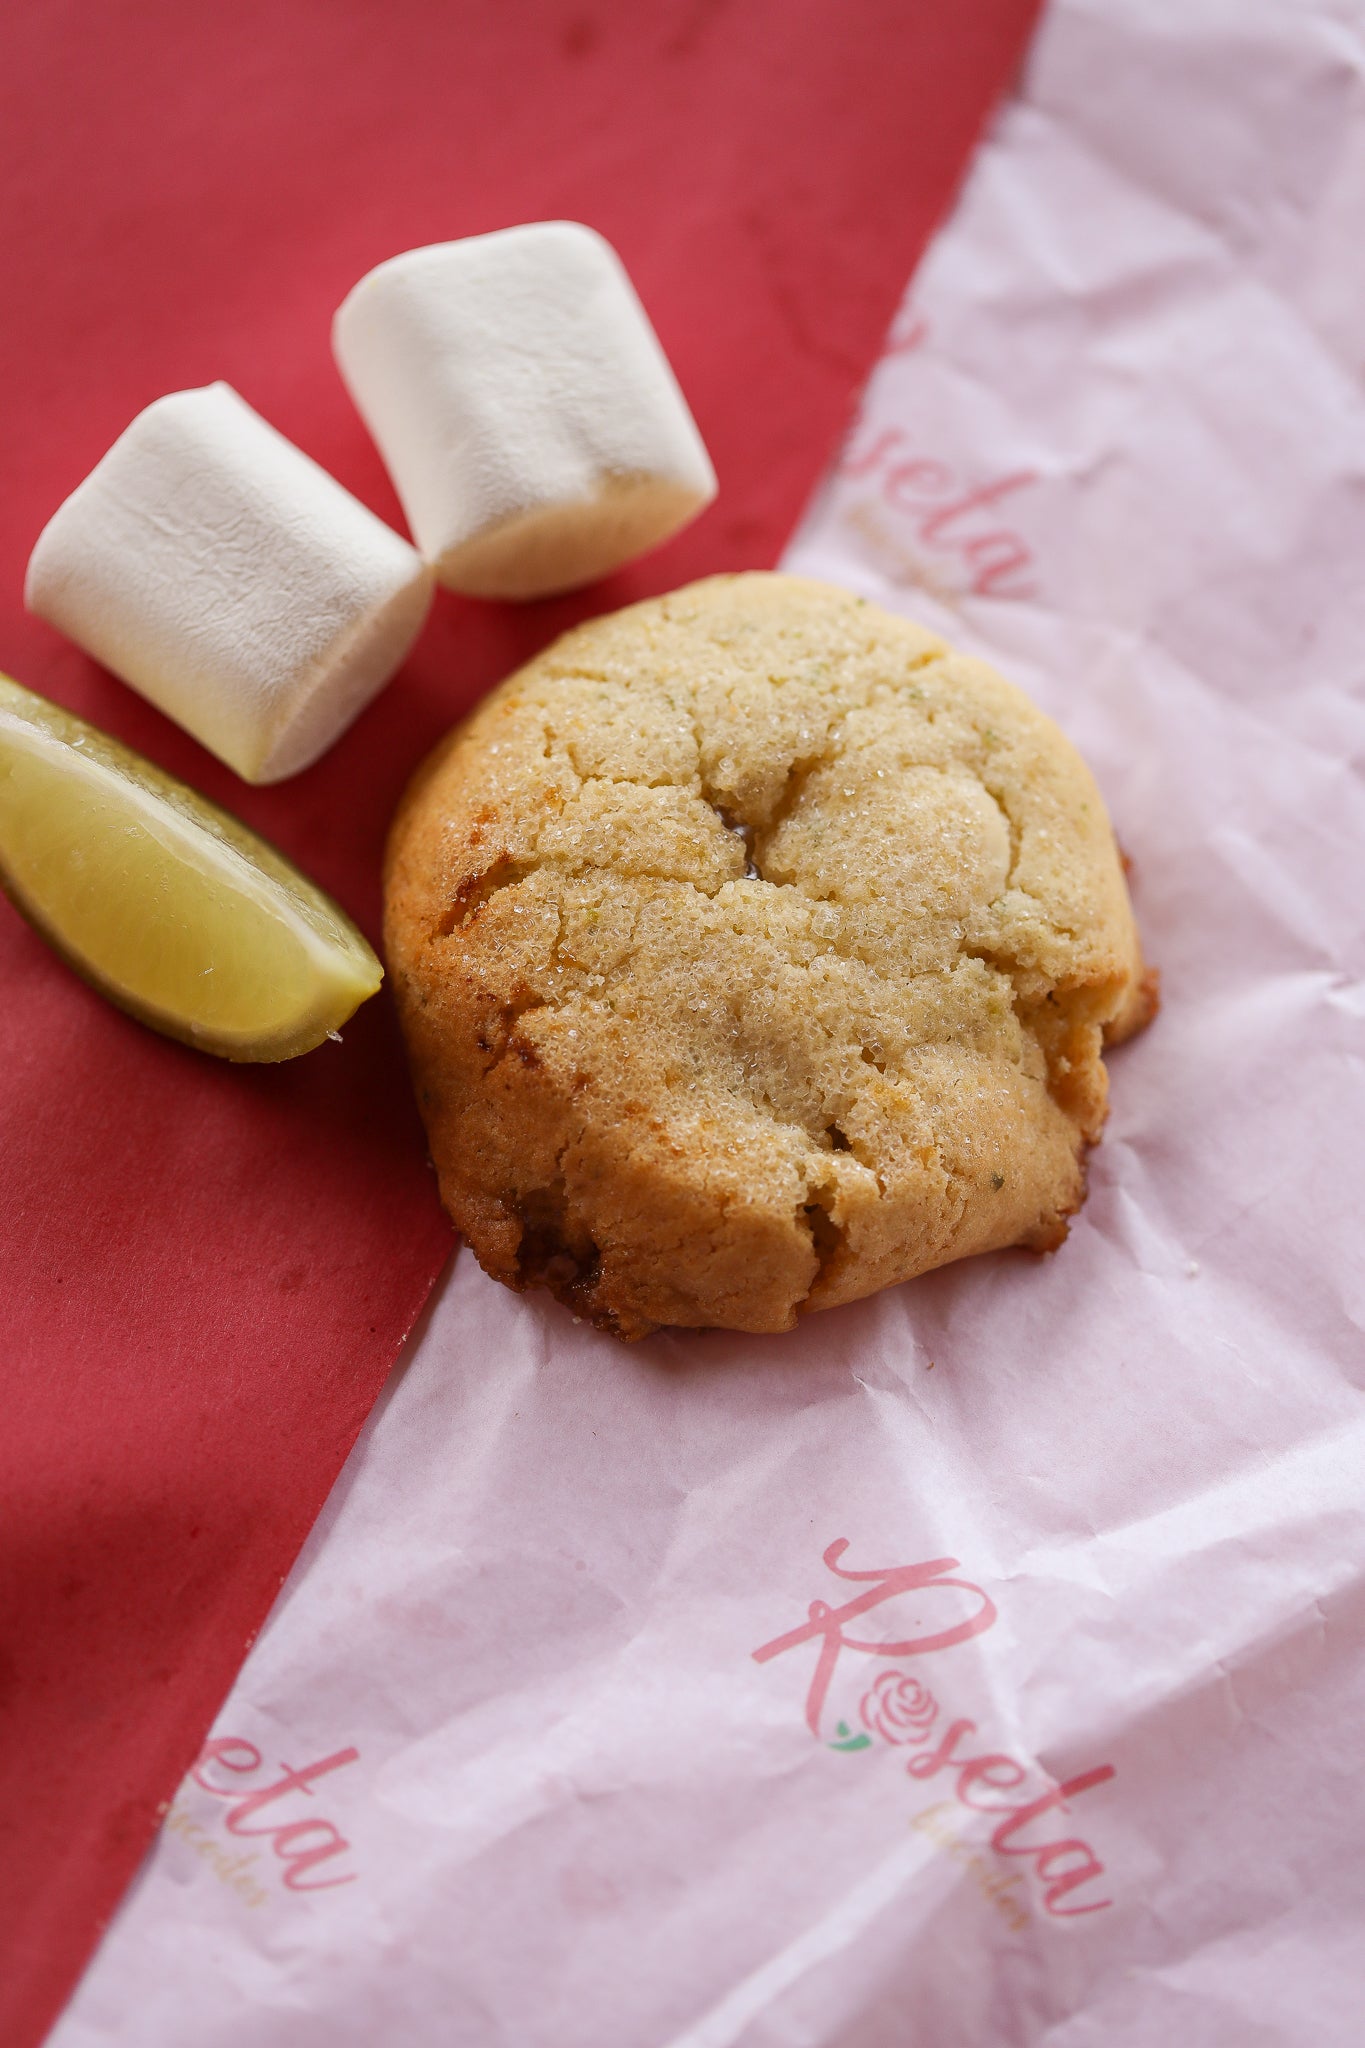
[0,673,382,1061]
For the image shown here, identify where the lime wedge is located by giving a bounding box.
[0,673,382,1061]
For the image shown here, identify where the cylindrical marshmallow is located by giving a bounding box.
[25,383,433,783]
[332,221,718,600]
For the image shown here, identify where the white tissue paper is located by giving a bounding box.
[333,222,718,598]
[50,1,1365,2042]
[25,383,433,783]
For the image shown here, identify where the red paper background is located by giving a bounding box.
[0,3,1040,2041]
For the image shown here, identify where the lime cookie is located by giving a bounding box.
[385,574,1154,1339]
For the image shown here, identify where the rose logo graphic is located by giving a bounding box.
[861,1670,938,1745]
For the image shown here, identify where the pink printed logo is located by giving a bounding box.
[186,1737,360,1895]
[752,1540,996,1737]
[753,1542,1116,1923]
[836,317,1039,602]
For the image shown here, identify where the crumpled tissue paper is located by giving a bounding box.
[52,0,1365,2041]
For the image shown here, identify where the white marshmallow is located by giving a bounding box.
[25,383,433,784]
[332,222,718,600]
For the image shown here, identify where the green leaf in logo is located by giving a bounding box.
[827,1719,872,1752]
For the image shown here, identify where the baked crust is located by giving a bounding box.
[385,574,1153,1338]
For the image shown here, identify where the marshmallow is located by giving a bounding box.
[332,222,718,599]
[25,383,433,783]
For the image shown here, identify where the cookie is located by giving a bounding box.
[385,574,1155,1339]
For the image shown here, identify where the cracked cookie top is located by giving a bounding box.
[385,573,1154,1339]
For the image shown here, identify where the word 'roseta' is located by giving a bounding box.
[191,1737,359,1892]
[753,1542,1115,1919]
